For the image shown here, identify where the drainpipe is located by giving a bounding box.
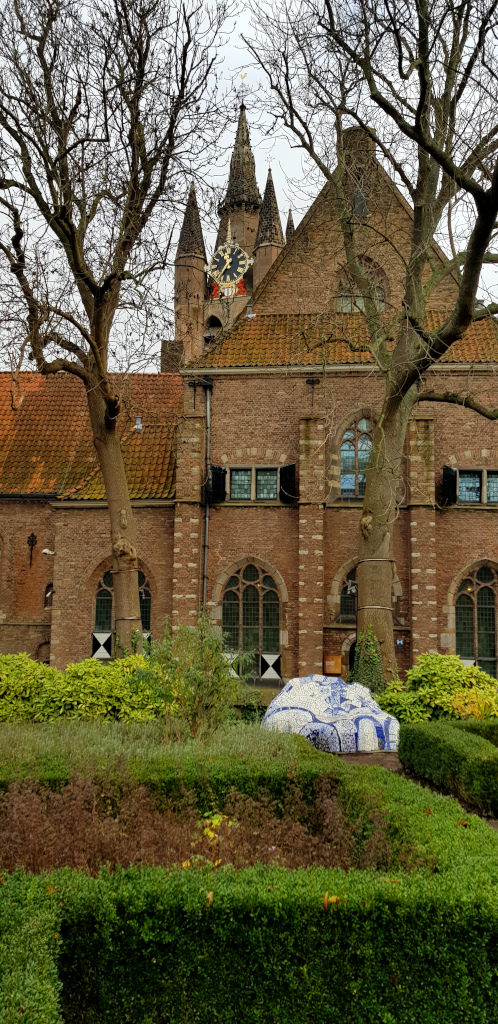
[202,378,213,608]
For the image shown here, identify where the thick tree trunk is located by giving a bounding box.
[86,386,142,657]
[356,391,414,681]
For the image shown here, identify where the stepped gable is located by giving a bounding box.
[176,183,206,260]
[0,373,183,500]
[285,209,295,243]
[219,104,262,213]
[254,170,285,248]
[190,311,498,369]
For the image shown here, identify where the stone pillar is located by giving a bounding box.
[171,412,205,629]
[298,418,326,674]
[408,412,438,658]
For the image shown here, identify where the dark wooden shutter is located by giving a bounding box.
[279,464,297,503]
[207,465,226,503]
[442,466,457,506]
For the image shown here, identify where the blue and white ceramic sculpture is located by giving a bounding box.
[261,675,399,753]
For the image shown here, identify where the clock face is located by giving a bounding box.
[207,242,250,286]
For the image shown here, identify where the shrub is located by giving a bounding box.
[398,719,498,815]
[0,654,61,722]
[135,614,251,738]
[377,653,498,722]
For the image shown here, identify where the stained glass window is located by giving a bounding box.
[456,566,498,676]
[340,418,373,497]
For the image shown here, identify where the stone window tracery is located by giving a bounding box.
[456,565,498,677]
[222,563,280,681]
[340,418,373,497]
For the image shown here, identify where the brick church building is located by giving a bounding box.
[1,105,498,689]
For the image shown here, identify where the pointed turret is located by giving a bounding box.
[172,183,207,368]
[177,182,206,260]
[285,209,295,243]
[216,104,262,259]
[252,169,285,291]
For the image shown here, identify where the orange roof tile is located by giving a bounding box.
[0,372,182,500]
[191,312,498,369]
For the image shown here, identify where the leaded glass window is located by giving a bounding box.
[256,469,277,500]
[458,471,481,503]
[340,418,373,497]
[222,564,280,679]
[230,469,251,500]
[94,569,152,634]
[456,566,498,676]
[487,473,498,502]
[339,568,357,621]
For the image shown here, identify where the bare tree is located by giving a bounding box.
[0,0,229,654]
[247,0,498,677]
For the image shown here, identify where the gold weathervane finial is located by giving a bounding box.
[239,72,248,105]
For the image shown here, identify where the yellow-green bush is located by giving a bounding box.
[377,653,498,723]
[0,654,163,723]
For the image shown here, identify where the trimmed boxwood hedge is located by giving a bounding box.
[5,756,498,1022]
[398,719,498,815]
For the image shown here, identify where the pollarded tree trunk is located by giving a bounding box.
[86,385,142,657]
[356,390,415,681]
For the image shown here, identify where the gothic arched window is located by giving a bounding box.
[456,565,498,676]
[94,570,151,633]
[222,564,281,680]
[340,418,373,497]
[336,260,386,313]
[339,568,357,622]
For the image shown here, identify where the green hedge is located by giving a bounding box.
[398,720,498,815]
[0,873,61,1024]
[452,716,498,747]
[4,755,498,1021]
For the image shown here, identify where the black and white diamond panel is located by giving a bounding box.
[92,632,112,660]
[260,653,281,681]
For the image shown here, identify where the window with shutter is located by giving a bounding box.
[279,464,297,503]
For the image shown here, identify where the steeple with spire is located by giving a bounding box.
[285,209,295,243]
[253,169,285,292]
[216,103,262,260]
[171,182,207,367]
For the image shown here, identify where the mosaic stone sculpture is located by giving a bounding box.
[261,675,399,753]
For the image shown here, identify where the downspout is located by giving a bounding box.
[202,378,213,608]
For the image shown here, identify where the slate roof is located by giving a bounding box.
[0,372,182,500]
[191,312,498,369]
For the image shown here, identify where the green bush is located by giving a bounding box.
[453,716,498,746]
[349,625,384,691]
[0,654,60,722]
[134,614,251,738]
[398,719,498,815]
[0,655,163,724]
[377,653,498,722]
